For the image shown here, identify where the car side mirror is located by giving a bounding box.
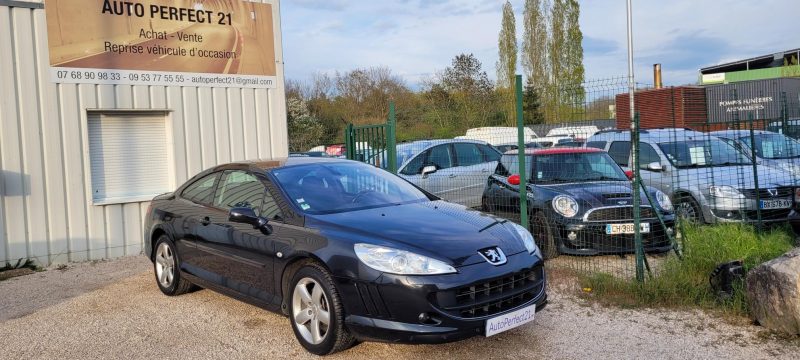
[646,162,664,172]
[508,174,521,185]
[421,165,438,177]
[229,207,271,233]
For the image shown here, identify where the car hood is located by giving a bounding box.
[306,200,527,267]
[538,181,653,208]
[672,165,796,189]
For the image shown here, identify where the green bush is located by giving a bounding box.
[580,223,795,315]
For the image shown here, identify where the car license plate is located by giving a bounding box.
[760,199,791,209]
[605,223,650,235]
[485,304,536,337]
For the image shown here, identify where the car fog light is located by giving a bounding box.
[567,231,577,241]
[418,312,441,325]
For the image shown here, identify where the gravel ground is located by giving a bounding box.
[1,256,797,359]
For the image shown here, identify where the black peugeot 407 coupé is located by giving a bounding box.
[144,157,547,355]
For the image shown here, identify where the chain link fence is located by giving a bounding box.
[331,75,800,282]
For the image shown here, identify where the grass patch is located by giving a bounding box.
[579,223,795,316]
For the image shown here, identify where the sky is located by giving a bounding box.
[280,0,797,88]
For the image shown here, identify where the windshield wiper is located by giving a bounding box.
[479,218,508,232]
[583,176,627,181]
[713,161,750,167]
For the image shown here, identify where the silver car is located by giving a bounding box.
[395,139,501,208]
[711,130,800,178]
[586,128,798,224]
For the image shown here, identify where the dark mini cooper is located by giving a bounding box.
[482,148,675,259]
[144,157,546,355]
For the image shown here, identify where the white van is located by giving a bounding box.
[462,127,537,145]
[546,125,599,140]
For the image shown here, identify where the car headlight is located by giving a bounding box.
[510,222,540,256]
[709,185,743,199]
[654,189,673,212]
[552,195,578,217]
[354,244,456,275]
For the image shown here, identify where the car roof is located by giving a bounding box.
[710,130,775,138]
[212,156,353,172]
[588,128,713,143]
[396,138,489,152]
[504,147,604,155]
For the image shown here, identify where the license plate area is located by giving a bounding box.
[759,199,791,209]
[485,304,536,337]
[605,223,650,235]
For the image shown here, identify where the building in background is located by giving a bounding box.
[0,0,287,266]
[699,48,800,85]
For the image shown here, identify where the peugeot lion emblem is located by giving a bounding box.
[767,188,778,197]
[478,247,507,266]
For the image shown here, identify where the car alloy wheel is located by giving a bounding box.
[292,277,331,345]
[155,242,175,288]
[676,197,700,222]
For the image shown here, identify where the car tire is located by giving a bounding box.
[675,195,702,223]
[289,262,356,355]
[153,235,193,296]
[532,212,559,260]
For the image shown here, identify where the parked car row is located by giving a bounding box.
[586,128,800,225]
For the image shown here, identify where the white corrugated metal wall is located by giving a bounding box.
[0,0,288,265]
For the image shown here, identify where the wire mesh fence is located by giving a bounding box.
[316,75,800,282]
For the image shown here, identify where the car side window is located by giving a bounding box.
[608,141,631,166]
[400,151,426,175]
[478,144,502,162]
[586,141,606,150]
[181,172,220,205]
[639,143,661,169]
[213,171,266,213]
[453,143,483,166]
[427,145,453,169]
[260,189,284,220]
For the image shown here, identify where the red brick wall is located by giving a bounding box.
[616,87,708,130]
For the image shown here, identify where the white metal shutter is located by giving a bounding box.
[88,112,170,203]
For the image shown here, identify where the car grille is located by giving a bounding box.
[602,193,631,200]
[740,187,793,199]
[433,264,544,319]
[585,206,656,222]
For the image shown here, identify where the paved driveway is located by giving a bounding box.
[0,256,796,359]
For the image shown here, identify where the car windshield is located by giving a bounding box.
[658,139,750,168]
[532,152,629,183]
[272,162,429,214]
[737,133,800,159]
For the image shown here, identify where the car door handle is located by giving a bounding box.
[449,173,457,178]
[481,169,489,173]
[200,216,211,226]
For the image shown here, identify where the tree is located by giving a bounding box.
[286,96,325,152]
[547,0,566,122]
[563,0,586,120]
[523,78,545,124]
[496,1,518,125]
[521,0,550,91]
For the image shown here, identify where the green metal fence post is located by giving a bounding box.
[633,112,644,282]
[345,123,354,160]
[748,113,762,232]
[387,101,398,173]
[515,75,529,230]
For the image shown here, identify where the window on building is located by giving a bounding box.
[88,111,171,204]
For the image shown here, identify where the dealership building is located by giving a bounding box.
[0,0,287,266]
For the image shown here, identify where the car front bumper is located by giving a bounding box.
[553,216,676,256]
[334,252,547,344]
